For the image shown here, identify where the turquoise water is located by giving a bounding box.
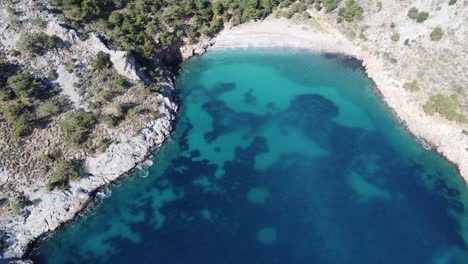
[33,51,468,263]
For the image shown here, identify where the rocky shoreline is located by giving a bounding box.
[1,1,467,262]
[0,78,177,262]
[0,34,217,263]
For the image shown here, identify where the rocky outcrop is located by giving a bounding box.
[179,39,215,60]
[85,33,150,84]
[47,21,148,84]
[0,77,177,261]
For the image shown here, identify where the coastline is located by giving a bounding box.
[211,16,468,183]
[0,77,178,262]
[2,12,467,264]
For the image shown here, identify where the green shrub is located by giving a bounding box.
[403,80,420,92]
[391,32,400,42]
[7,72,38,99]
[210,17,224,34]
[97,138,112,153]
[65,60,74,73]
[97,89,114,103]
[448,0,457,5]
[46,160,82,191]
[407,7,419,20]
[6,6,15,15]
[390,22,395,28]
[0,61,8,85]
[39,154,55,164]
[102,113,118,127]
[377,1,382,12]
[94,51,112,70]
[338,0,364,22]
[37,99,61,118]
[0,101,24,123]
[48,70,58,80]
[12,114,34,140]
[423,94,467,123]
[18,33,60,55]
[416,12,429,23]
[383,52,397,64]
[322,0,341,13]
[31,18,46,27]
[9,195,32,214]
[60,110,95,144]
[430,26,444,41]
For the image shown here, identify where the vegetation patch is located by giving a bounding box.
[94,51,112,71]
[423,93,467,123]
[45,160,83,191]
[407,7,429,23]
[59,110,95,144]
[18,32,61,55]
[430,26,444,41]
[0,64,63,141]
[338,0,363,22]
[382,52,397,64]
[403,80,420,92]
[391,32,400,42]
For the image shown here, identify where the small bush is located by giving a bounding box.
[12,114,34,140]
[403,80,420,92]
[31,18,46,27]
[377,1,382,12]
[430,26,444,41]
[94,51,112,70]
[46,160,82,191]
[48,70,58,80]
[102,113,118,127]
[391,32,400,42]
[18,33,60,55]
[1,101,25,122]
[39,154,55,163]
[7,6,15,15]
[423,94,467,123]
[407,7,419,20]
[448,0,457,5]
[383,52,397,64]
[9,195,32,214]
[65,60,74,73]
[416,12,429,23]
[37,99,61,118]
[60,110,95,144]
[322,0,341,13]
[97,138,112,153]
[338,0,364,22]
[7,72,39,99]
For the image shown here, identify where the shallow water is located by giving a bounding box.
[33,50,468,264]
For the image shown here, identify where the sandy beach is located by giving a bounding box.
[212,16,468,182]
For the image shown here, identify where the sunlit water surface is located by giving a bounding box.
[33,51,468,264]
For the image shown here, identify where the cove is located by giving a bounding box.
[32,50,468,263]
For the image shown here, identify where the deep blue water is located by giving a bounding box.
[33,51,468,264]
